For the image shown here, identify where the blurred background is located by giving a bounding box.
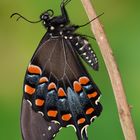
[0,0,140,139]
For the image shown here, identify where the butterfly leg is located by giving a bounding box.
[59,0,71,24]
[61,0,71,6]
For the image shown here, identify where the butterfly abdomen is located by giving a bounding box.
[69,35,99,70]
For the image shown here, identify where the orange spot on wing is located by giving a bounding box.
[87,92,98,99]
[28,64,42,75]
[39,77,48,84]
[73,81,82,93]
[35,99,44,106]
[62,114,72,121]
[79,76,90,85]
[48,82,56,90]
[58,88,66,97]
[86,108,94,115]
[77,118,86,125]
[47,110,58,117]
[25,85,35,95]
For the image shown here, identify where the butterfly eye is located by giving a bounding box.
[43,14,49,19]
[40,14,49,20]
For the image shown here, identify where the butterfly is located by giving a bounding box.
[12,0,102,139]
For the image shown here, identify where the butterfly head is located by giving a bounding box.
[40,9,54,25]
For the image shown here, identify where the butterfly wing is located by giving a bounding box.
[21,34,62,140]
[21,33,102,140]
[21,99,61,140]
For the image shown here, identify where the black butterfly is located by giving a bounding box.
[12,0,102,139]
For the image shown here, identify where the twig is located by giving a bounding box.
[80,0,137,140]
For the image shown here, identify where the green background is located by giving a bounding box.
[0,0,139,139]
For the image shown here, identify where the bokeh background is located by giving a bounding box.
[0,0,139,139]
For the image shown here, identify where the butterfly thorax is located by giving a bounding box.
[43,18,79,37]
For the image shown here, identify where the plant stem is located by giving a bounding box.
[80,0,137,139]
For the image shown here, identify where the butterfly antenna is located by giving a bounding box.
[62,0,71,5]
[78,12,104,28]
[10,13,42,23]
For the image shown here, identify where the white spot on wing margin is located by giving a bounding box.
[95,95,101,105]
[67,125,77,132]
[90,116,97,122]
[81,125,89,139]
[27,100,32,106]
[51,120,60,125]
[48,126,52,131]
[38,111,44,116]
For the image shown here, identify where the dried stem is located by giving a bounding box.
[80,0,137,140]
